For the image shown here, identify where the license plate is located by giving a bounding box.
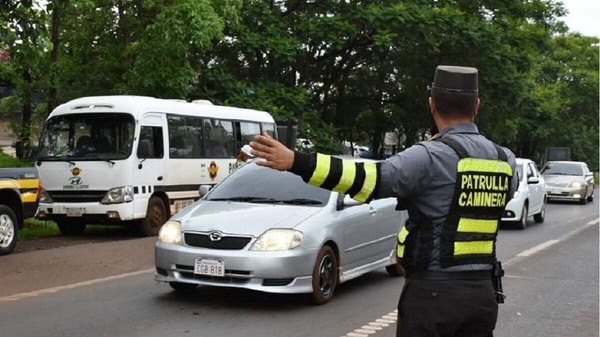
[194,258,225,277]
[66,207,83,217]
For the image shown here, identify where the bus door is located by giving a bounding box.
[134,114,166,218]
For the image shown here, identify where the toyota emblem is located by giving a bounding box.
[208,231,223,241]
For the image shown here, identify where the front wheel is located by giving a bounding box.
[0,205,18,255]
[309,245,338,305]
[141,196,167,236]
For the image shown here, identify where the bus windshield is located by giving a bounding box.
[37,113,135,161]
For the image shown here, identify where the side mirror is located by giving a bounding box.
[199,185,212,197]
[527,177,540,184]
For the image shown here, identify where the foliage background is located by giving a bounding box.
[0,0,598,169]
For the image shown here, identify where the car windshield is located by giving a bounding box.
[541,162,583,176]
[206,162,331,206]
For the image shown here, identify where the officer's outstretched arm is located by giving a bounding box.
[251,133,379,203]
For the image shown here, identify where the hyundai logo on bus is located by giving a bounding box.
[209,231,223,242]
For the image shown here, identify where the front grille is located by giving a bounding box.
[262,279,294,286]
[184,233,252,250]
[47,190,107,203]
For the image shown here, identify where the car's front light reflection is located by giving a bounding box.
[158,220,182,244]
[569,181,583,188]
[250,229,304,251]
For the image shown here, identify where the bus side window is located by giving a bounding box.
[138,126,164,159]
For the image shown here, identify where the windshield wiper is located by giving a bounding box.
[209,197,277,203]
[278,198,323,205]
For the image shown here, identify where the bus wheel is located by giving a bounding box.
[142,196,167,236]
[56,220,87,236]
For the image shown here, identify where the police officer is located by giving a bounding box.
[249,65,518,337]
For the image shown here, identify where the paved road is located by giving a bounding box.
[0,200,598,337]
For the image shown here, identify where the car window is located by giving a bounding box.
[525,163,534,179]
[206,163,331,205]
[516,164,524,182]
[527,163,539,178]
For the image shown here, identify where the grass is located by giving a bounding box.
[0,150,35,167]
[20,218,128,241]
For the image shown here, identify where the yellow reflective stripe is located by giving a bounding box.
[21,192,38,203]
[308,153,330,187]
[397,226,409,243]
[333,160,356,193]
[457,218,497,234]
[353,161,377,203]
[397,244,405,258]
[457,158,512,175]
[454,241,494,256]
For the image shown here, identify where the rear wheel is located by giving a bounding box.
[169,282,198,292]
[56,220,87,235]
[516,204,528,230]
[310,245,338,305]
[0,205,18,256]
[533,199,546,223]
[141,196,167,236]
[385,263,405,277]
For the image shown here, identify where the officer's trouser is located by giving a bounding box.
[396,278,498,337]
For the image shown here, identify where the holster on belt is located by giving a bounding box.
[492,261,506,304]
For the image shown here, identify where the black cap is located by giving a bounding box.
[430,65,478,93]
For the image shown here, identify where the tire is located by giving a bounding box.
[309,245,338,305]
[579,191,588,205]
[516,203,528,230]
[0,205,18,256]
[587,189,594,202]
[141,196,167,236]
[169,282,198,292]
[385,263,405,277]
[533,198,546,223]
[56,220,87,236]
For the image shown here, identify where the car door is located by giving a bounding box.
[527,161,544,214]
[338,194,381,271]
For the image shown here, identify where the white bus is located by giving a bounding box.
[34,95,277,236]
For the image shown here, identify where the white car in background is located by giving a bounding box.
[501,158,547,229]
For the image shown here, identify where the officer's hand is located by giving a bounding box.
[249,133,294,171]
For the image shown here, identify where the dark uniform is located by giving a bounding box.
[284,66,518,337]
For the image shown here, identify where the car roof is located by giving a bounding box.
[544,161,584,165]
[515,158,533,164]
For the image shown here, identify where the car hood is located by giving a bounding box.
[544,175,582,184]
[175,201,323,236]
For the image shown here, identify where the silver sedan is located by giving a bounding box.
[155,161,405,304]
[541,161,595,204]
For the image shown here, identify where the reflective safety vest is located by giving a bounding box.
[397,137,513,269]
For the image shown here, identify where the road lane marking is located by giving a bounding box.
[504,215,599,267]
[517,240,560,257]
[0,268,154,303]
[341,310,397,337]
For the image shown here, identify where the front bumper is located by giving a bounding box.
[155,241,319,294]
[545,186,586,201]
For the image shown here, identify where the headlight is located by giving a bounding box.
[250,229,304,251]
[569,181,583,188]
[38,187,53,203]
[101,185,134,204]
[158,221,182,244]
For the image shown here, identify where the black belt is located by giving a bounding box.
[406,270,491,280]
